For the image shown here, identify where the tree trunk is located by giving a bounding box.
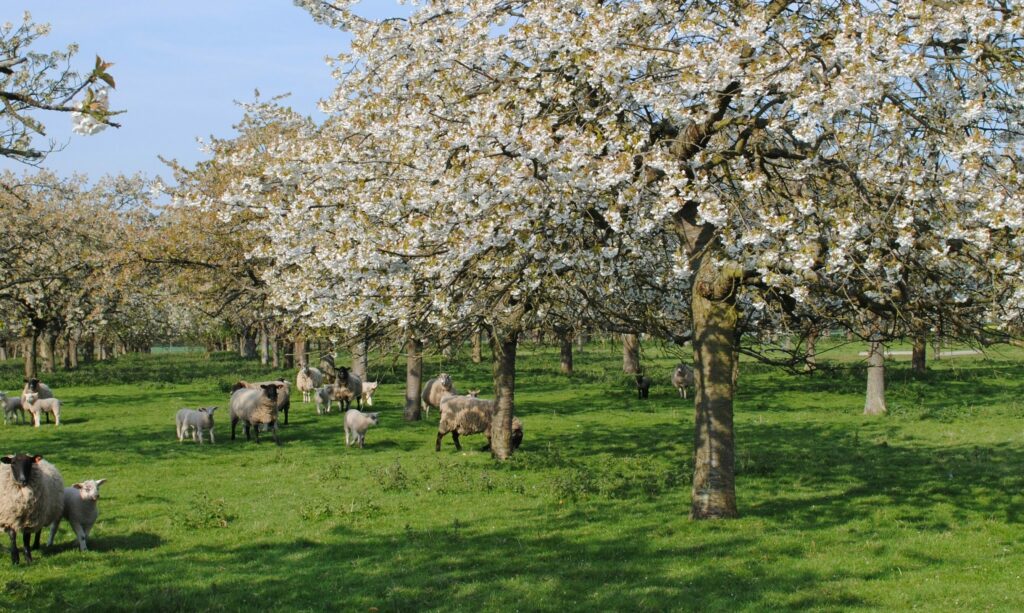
[470,328,482,364]
[294,337,307,367]
[912,335,926,375]
[24,329,39,380]
[690,262,740,520]
[404,337,423,421]
[66,337,79,370]
[271,336,280,369]
[0,344,7,361]
[622,333,640,374]
[864,338,887,415]
[559,333,573,375]
[352,339,368,379]
[259,326,270,366]
[40,333,56,373]
[805,328,818,372]
[242,330,257,360]
[576,330,588,352]
[488,327,519,460]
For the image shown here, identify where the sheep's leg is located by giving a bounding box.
[345,427,351,447]
[209,427,215,444]
[271,422,280,446]
[283,406,288,425]
[31,529,41,550]
[231,415,239,440]
[248,422,257,443]
[22,531,32,564]
[451,431,462,451]
[197,426,203,444]
[47,519,59,547]
[71,521,88,552]
[435,432,445,452]
[7,529,18,565]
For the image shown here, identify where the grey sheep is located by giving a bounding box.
[176,407,217,444]
[296,366,324,403]
[672,364,695,399]
[0,392,26,425]
[436,392,523,452]
[22,392,61,428]
[229,383,280,445]
[47,478,106,552]
[232,379,291,424]
[421,373,456,419]
[344,409,380,448]
[0,454,64,565]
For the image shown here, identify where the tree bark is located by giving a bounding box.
[294,337,307,367]
[470,328,482,364]
[242,330,257,360]
[0,344,6,361]
[559,332,573,374]
[805,328,818,372]
[271,336,280,369]
[864,338,887,415]
[488,326,519,460]
[622,333,640,374]
[404,337,423,421]
[66,337,79,370]
[259,326,270,366]
[912,335,926,375]
[24,329,39,380]
[40,333,56,373]
[352,339,368,379]
[690,260,740,520]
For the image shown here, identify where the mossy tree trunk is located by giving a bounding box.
[470,328,482,364]
[404,337,423,421]
[294,337,307,367]
[912,335,926,375]
[622,333,640,374]
[352,338,368,379]
[805,328,818,372]
[864,336,887,415]
[488,325,519,461]
[24,328,39,380]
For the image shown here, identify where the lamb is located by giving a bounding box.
[0,454,64,565]
[229,383,280,445]
[1,393,26,425]
[232,379,291,425]
[344,409,380,448]
[361,381,379,407]
[672,364,695,399]
[635,374,652,399]
[175,407,217,444]
[21,378,54,425]
[22,392,61,428]
[421,373,456,419]
[296,366,324,403]
[436,392,524,452]
[47,479,106,552]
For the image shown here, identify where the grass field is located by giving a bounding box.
[0,341,1022,611]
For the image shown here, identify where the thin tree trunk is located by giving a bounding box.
[242,330,257,360]
[471,328,482,364]
[0,344,6,361]
[559,332,573,375]
[271,336,280,369]
[622,333,640,374]
[41,333,56,373]
[805,328,818,372]
[352,339,368,379]
[864,338,887,415]
[259,326,270,366]
[489,326,519,460]
[404,337,423,421]
[294,337,307,367]
[689,258,740,520]
[912,335,926,375]
[66,337,79,370]
[24,329,39,380]
[576,330,587,352]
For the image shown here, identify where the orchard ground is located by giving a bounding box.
[0,340,1022,611]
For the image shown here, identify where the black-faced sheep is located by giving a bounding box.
[296,366,324,403]
[334,366,363,411]
[421,373,456,419]
[344,409,380,448]
[176,407,217,444]
[233,379,291,425]
[47,478,106,552]
[672,364,695,399]
[229,383,280,445]
[0,454,64,564]
[435,392,523,452]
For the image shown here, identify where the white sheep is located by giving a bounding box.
[176,407,217,444]
[230,383,280,444]
[0,454,64,564]
[421,373,456,419]
[22,392,61,428]
[1,392,26,425]
[361,381,379,407]
[436,392,523,452]
[344,409,380,448]
[672,364,695,399]
[296,366,324,403]
[21,378,55,425]
[315,384,335,415]
[47,479,106,552]
[233,379,291,424]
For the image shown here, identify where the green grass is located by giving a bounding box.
[0,342,1022,611]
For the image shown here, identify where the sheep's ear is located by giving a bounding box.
[1,456,12,464]
[32,455,43,463]
[73,483,83,489]
[96,479,107,486]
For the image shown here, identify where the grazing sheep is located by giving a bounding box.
[672,364,695,399]
[421,373,456,419]
[296,366,324,403]
[229,384,280,445]
[22,392,61,428]
[436,392,524,452]
[21,378,54,424]
[232,379,291,425]
[335,366,364,411]
[1,393,26,425]
[361,381,379,407]
[0,454,64,565]
[344,409,380,448]
[47,479,106,552]
[175,407,217,444]
[635,374,652,399]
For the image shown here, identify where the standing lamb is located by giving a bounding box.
[421,373,456,419]
[21,378,55,425]
[22,391,61,428]
[635,374,652,399]
[296,366,324,403]
[436,392,524,452]
[175,407,217,444]
[672,364,695,399]
[0,454,64,565]
[1,392,26,425]
[229,383,280,445]
[344,409,380,448]
[47,479,106,552]
[361,381,379,407]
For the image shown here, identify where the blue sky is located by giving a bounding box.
[1,2,406,182]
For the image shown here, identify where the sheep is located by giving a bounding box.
[232,379,291,425]
[344,409,380,448]
[0,454,64,565]
[296,366,324,403]
[1,393,26,425]
[335,366,363,411]
[435,392,524,452]
[22,392,61,428]
[46,479,106,552]
[229,383,280,445]
[421,373,456,419]
[315,384,335,415]
[21,378,54,425]
[175,407,217,444]
[635,374,652,399]
[672,364,695,399]
[361,381,379,407]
